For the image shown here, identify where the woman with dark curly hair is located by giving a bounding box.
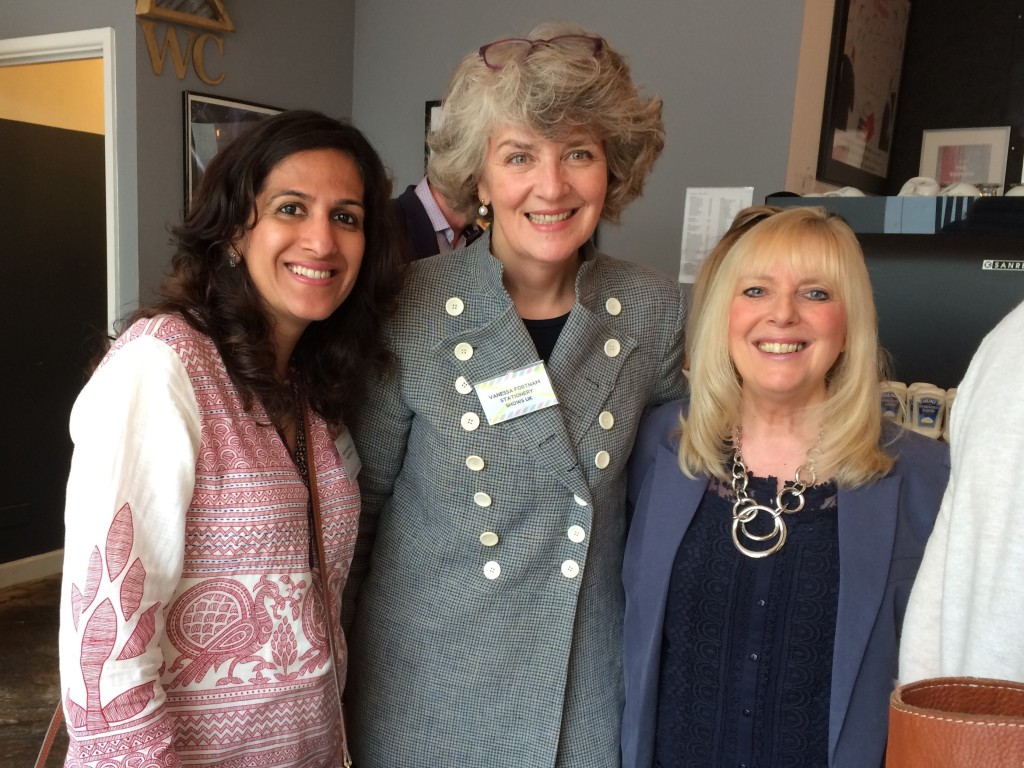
[58,110,403,767]
[344,22,685,768]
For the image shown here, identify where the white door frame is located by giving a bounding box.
[0,28,127,330]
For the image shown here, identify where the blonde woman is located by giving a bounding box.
[622,207,949,768]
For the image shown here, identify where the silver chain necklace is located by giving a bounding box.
[729,429,821,559]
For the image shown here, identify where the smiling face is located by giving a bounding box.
[727,256,847,409]
[235,148,365,358]
[476,124,607,269]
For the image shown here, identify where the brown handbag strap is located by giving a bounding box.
[301,402,353,768]
[34,701,64,768]
[35,406,351,768]
[887,676,1024,767]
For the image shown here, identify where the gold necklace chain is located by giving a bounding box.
[729,429,821,559]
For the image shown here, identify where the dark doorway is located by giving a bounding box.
[0,117,106,562]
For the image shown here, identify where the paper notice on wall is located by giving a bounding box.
[678,187,754,283]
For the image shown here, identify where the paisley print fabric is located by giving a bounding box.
[59,315,358,767]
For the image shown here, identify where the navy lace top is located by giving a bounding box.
[654,473,840,768]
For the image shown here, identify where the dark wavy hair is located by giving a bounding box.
[130,109,404,431]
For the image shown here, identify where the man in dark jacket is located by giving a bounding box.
[393,176,481,260]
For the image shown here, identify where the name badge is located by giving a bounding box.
[474,361,559,425]
[334,427,362,480]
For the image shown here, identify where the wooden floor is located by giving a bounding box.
[0,574,67,767]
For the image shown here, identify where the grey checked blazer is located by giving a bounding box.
[345,233,685,768]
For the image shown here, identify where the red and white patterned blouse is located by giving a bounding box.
[58,315,359,767]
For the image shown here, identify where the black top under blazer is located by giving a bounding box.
[346,233,686,768]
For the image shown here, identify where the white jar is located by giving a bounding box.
[909,382,946,439]
[942,387,958,441]
[880,380,908,423]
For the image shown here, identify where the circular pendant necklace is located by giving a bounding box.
[729,429,821,559]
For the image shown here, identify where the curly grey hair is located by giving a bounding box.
[427,21,664,224]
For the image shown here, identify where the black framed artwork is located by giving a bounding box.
[817,0,911,193]
[183,92,281,211]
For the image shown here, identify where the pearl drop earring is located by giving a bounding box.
[478,203,490,218]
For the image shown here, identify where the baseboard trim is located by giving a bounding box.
[0,549,63,590]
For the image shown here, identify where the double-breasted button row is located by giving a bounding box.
[449,295,469,363]
[448,293,608,583]
[560,491,589,579]
[592,407,616,469]
[455,380,499,562]
[450,300,479,441]
[599,296,621,461]
[477,494,592,580]
[598,294,624,468]
[603,297,622,354]
[446,295,503,577]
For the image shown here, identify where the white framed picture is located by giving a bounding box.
[919,126,1011,193]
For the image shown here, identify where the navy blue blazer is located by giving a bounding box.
[622,400,950,768]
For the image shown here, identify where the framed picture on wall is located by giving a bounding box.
[817,0,912,193]
[919,126,1011,193]
[184,92,281,211]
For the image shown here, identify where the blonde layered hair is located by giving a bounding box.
[680,206,894,487]
[427,21,664,223]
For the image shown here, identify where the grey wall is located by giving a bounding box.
[351,0,806,279]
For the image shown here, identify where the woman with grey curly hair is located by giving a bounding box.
[344,21,686,768]
[427,21,664,224]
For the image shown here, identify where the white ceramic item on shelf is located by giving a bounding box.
[820,186,866,197]
[898,176,940,196]
[1005,184,1024,196]
[908,382,947,439]
[943,387,957,442]
[880,380,908,423]
[939,181,981,196]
